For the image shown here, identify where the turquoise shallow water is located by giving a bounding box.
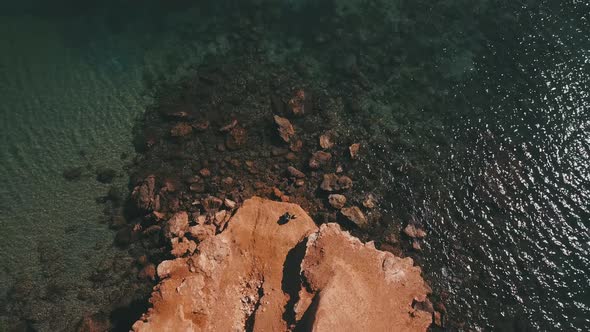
[0,1,589,331]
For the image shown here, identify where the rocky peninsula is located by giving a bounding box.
[132,197,432,331]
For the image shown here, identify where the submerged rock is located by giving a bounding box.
[170,123,193,137]
[63,166,84,181]
[274,115,295,142]
[288,89,307,117]
[319,133,335,149]
[308,151,332,169]
[349,143,360,159]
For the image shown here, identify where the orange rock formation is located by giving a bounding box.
[132,197,432,331]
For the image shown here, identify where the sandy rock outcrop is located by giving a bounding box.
[295,223,432,331]
[133,197,431,332]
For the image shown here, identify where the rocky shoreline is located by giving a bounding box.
[73,57,449,330]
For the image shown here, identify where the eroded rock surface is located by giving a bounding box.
[133,198,431,331]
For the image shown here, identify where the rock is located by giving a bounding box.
[192,120,209,131]
[170,237,197,257]
[274,115,295,142]
[285,152,297,160]
[363,194,377,209]
[170,123,193,137]
[132,198,432,332]
[434,311,443,327]
[289,139,303,152]
[131,175,156,211]
[220,119,238,132]
[114,227,133,247]
[320,173,339,191]
[340,206,367,228]
[226,126,247,150]
[224,198,236,209]
[132,197,318,332]
[308,151,332,169]
[189,224,216,242]
[63,166,84,181]
[287,166,305,178]
[412,240,422,251]
[337,175,353,190]
[288,89,307,116]
[138,264,156,281]
[76,312,110,332]
[164,212,189,238]
[328,194,346,209]
[189,182,205,193]
[297,223,432,331]
[320,173,352,191]
[319,133,335,149]
[95,167,117,184]
[271,146,289,156]
[203,196,223,213]
[199,168,211,177]
[404,224,426,239]
[349,143,360,159]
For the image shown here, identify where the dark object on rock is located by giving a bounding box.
[96,167,117,184]
[63,166,84,181]
[274,115,295,142]
[340,206,367,228]
[278,212,297,225]
[309,151,332,169]
[287,166,305,178]
[328,194,347,209]
[170,122,193,137]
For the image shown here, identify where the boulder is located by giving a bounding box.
[164,212,189,239]
[319,133,335,149]
[274,115,295,142]
[309,151,332,169]
[340,206,367,228]
[328,194,347,209]
[287,166,306,179]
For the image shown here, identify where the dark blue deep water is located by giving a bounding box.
[0,1,588,331]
